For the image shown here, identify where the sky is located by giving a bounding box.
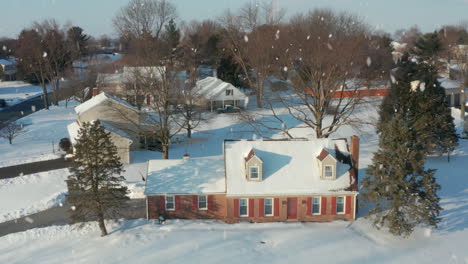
[0,0,467,39]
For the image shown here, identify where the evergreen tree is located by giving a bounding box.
[66,121,129,237]
[414,32,443,66]
[362,114,442,237]
[163,19,180,59]
[380,55,458,156]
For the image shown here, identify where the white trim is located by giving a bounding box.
[239,198,249,217]
[324,165,334,179]
[146,197,149,220]
[198,195,208,211]
[336,196,345,214]
[249,166,259,180]
[264,198,273,217]
[165,195,175,211]
[353,194,357,220]
[312,196,321,215]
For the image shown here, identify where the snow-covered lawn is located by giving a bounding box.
[0,101,77,168]
[0,81,46,107]
[0,169,69,223]
[1,96,467,263]
[0,217,466,264]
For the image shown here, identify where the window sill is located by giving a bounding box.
[166,209,175,211]
[198,208,208,211]
[312,213,321,216]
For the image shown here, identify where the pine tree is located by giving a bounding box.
[380,55,458,156]
[414,32,443,66]
[66,121,129,237]
[362,114,442,236]
[164,19,180,59]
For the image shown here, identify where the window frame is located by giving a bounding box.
[239,198,249,217]
[249,166,259,179]
[198,195,208,211]
[336,196,345,214]
[324,165,334,179]
[264,198,273,217]
[226,89,233,96]
[165,195,175,211]
[312,196,321,215]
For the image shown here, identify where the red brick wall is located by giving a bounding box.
[147,194,356,223]
[147,194,227,220]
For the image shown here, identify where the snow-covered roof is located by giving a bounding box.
[67,120,133,145]
[145,156,226,195]
[97,73,124,84]
[439,78,466,90]
[74,92,138,116]
[0,59,13,66]
[193,77,247,101]
[67,121,81,145]
[224,139,353,196]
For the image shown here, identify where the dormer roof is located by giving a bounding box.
[317,149,330,161]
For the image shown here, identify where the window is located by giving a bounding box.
[324,165,333,179]
[226,89,233,96]
[312,197,321,215]
[336,196,345,214]
[264,198,273,216]
[250,167,259,179]
[198,195,207,210]
[165,195,175,211]
[239,198,248,217]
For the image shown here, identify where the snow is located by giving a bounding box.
[0,81,47,107]
[0,169,69,223]
[193,77,248,104]
[145,156,226,194]
[224,139,353,196]
[0,101,77,168]
[74,92,137,116]
[1,218,467,264]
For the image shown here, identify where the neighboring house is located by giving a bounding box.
[0,59,16,81]
[67,92,143,164]
[193,77,249,111]
[145,136,359,223]
[439,78,468,107]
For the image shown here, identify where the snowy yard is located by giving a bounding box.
[0,97,467,263]
[0,169,69,223]
[0,81,46,108]
[0,101,77,168]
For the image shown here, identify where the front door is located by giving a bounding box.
[287,198,298,219]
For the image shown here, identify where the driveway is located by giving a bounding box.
[0,199,146,237]
[0,158,72,179]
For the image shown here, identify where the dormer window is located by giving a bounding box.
[324,165,333,179]
[249,167,259,179]
[317,148,337,180]
[245,148,263,181]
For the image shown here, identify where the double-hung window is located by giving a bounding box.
[250,167,259,179]
[312,197,321,215]
[165,195,175,211]
[239,198,248,217]
[226,89,233,96]
[198,195,207,210]
[264,198,273,216]
[324,165,333,179]
[336,196,345,214]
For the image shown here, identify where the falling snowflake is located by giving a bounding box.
[283,66,288,72]
[321,17,325,21]
[25,217,34,224]
[390,74,396,84]
[275,30,280,40]
[327,43,333,50]
[366,57,372,67]
[307,35,310,40]
[43,52,47,58]
[2,45,6,51]
[329,34,333,38]
[244,35,249,42]
[71,206,76,211]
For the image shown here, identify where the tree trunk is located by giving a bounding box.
[162,144,169,159]
[461,85,465,120]
[187,124,192,138]
[8,137,12,144]
[41,83,49,110]
[97,212,108,237]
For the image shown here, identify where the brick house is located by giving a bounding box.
[145,136,359,223]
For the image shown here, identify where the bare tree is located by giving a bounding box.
[113,0,176,41]
[0,121,26,144]
[16,29,50,109]
[242,9,371,139]
[173,83,205,138]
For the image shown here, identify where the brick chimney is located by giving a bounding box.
[92,87,99,97]
[350,135,360,191]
